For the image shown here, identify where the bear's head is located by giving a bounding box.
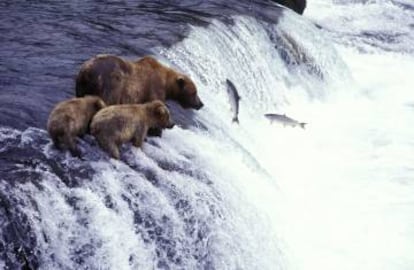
[147,100,175,129]
[172,75,203,110]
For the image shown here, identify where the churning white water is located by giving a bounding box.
[157,1,414,269]
[1,1,413,269]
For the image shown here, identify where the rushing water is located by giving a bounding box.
[1,0,413,269]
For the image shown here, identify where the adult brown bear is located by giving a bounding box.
[75,54,203,110]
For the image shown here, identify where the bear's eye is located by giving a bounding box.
[177,78,185,89]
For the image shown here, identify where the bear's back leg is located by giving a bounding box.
[62,133,81,157]
[96,136,120,160]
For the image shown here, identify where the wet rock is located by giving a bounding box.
[272,0,307,14]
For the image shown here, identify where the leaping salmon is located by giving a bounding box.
[264,113,306,129]
[226,79,241,124]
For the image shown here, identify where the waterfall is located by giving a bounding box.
[1,2,414,270]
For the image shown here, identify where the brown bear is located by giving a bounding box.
[75,54,203,109]
[90,100,175,160]
[47,96,106,157]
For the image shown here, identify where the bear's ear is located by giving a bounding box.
[153,104,166,117]
[176,77,185,89]
[96,99,106,110]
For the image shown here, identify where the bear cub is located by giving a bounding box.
[47,96,106,157]
[90,100,175,160]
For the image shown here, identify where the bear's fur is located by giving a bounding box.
[90,100,174,159]
[76,54,204,110]
[47,96,106,157]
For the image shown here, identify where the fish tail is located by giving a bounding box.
[232,117,239,124]
[300,123,307,129]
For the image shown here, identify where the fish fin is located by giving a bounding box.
[300,123,307,129]
[232,117,239,124]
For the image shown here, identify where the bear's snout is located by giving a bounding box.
[193,97,204,110]
[166,120,175,129]
[195,101,203,110]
